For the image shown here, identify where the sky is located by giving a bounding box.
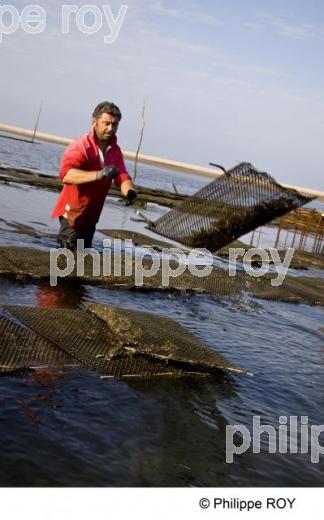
[0,0,324,190]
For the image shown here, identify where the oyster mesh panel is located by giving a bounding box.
[1,246,323,307]
[86,304,243,373]
[249,274,324,306]
[148,163,312,251]
[0,315,73,374]
[1,308,200,378]
[99,229,175,250]
[0,246,50,280]
[5,306,245,377]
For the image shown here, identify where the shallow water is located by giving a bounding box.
[0,280,323,486]
[0,136,206,195]
[0,137,323,487]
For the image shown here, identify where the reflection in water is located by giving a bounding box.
[35,282,86,309]
[109,378,234,486]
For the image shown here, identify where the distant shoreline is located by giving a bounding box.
[1,122,323,201]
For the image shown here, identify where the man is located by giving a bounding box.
[51,101,137,250]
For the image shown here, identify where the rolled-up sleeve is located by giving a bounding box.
[59,142,87,181]
[114,147,132,187]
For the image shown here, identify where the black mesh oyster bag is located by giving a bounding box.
[149,163,312,251]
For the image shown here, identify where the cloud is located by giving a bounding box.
[258,14,324,41]
[147,0,224,27]
[148,0,183,19]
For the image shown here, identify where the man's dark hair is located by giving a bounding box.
[92,101,122,121]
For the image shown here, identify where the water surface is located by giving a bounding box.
[0,137,323,487]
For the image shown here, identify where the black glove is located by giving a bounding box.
[125,189,138,205]
[96,165,119,181]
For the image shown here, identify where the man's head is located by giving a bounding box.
[92,101,122,142]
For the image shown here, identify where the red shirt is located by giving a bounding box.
[51,129,131,228]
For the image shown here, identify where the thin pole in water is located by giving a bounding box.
[133,99,146,181]
[31,100,44,143]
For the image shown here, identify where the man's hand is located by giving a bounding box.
[96,165,119,181]
[125,189,138,205]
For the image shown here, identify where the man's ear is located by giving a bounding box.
[91,117,97,127]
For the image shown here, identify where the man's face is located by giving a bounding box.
[92,112,119,142]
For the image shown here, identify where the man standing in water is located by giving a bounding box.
[51,101,137,250]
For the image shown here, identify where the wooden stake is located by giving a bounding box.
[31,100,44,143]
[133,99,146,181]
